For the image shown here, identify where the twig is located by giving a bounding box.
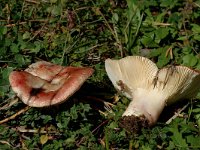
[75,6,91,11]
[1,19,47,22]
[0,106,30,124]
[86,96,115,107]
[98,110,109,117]
[0,97,15,107]
[3,20,48,27]
[13,126,59,134]
[5,22,26,27]
[166,103,189,124]
[28,28,44,42]
[0,140,13,147]
[153,22,172,26]
[25,0,40,4]
[0,98,19,110]
[194,2,200,8]
[76,120,109,146]
[91,120,109,134]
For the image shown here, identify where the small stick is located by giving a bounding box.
[76,120,109,146]
[13,126,59,134]
[86,96,115,107]
[5,22,26,27]
[0,97,16,107]
[0,106,30,124]
[25,0,40,4]
[0,98,19,110]
[153,22,172,26]
[98,110,108,117]
[0,140,12,147]
[194,2,200,8]
[166,103,189,124]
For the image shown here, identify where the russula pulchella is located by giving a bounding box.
[9,61,94,107]
[105,56,200,131]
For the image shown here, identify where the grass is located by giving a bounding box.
[0,0,200,149]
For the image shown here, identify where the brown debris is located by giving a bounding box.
[119,115,150,133]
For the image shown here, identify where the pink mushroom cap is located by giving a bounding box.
[9,61,94,107]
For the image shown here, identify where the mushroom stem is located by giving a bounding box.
[122,88,166,126]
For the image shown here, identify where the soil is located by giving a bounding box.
[119,115,150,133]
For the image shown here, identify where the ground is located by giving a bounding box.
[0,0,200,149]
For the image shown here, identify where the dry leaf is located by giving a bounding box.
[40,134,49,145]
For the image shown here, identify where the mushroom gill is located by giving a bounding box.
[105,56,200,132]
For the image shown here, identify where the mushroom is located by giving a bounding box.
[9,61,94,107]
[105,56,200,131]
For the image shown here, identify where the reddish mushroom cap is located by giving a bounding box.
[9,61,94,107]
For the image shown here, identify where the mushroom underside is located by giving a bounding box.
[105,56,200,132]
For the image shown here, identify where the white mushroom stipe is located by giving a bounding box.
[105,56,200,131]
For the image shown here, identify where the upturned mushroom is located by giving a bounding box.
[9,61,94,107]
[105,56,200,131]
